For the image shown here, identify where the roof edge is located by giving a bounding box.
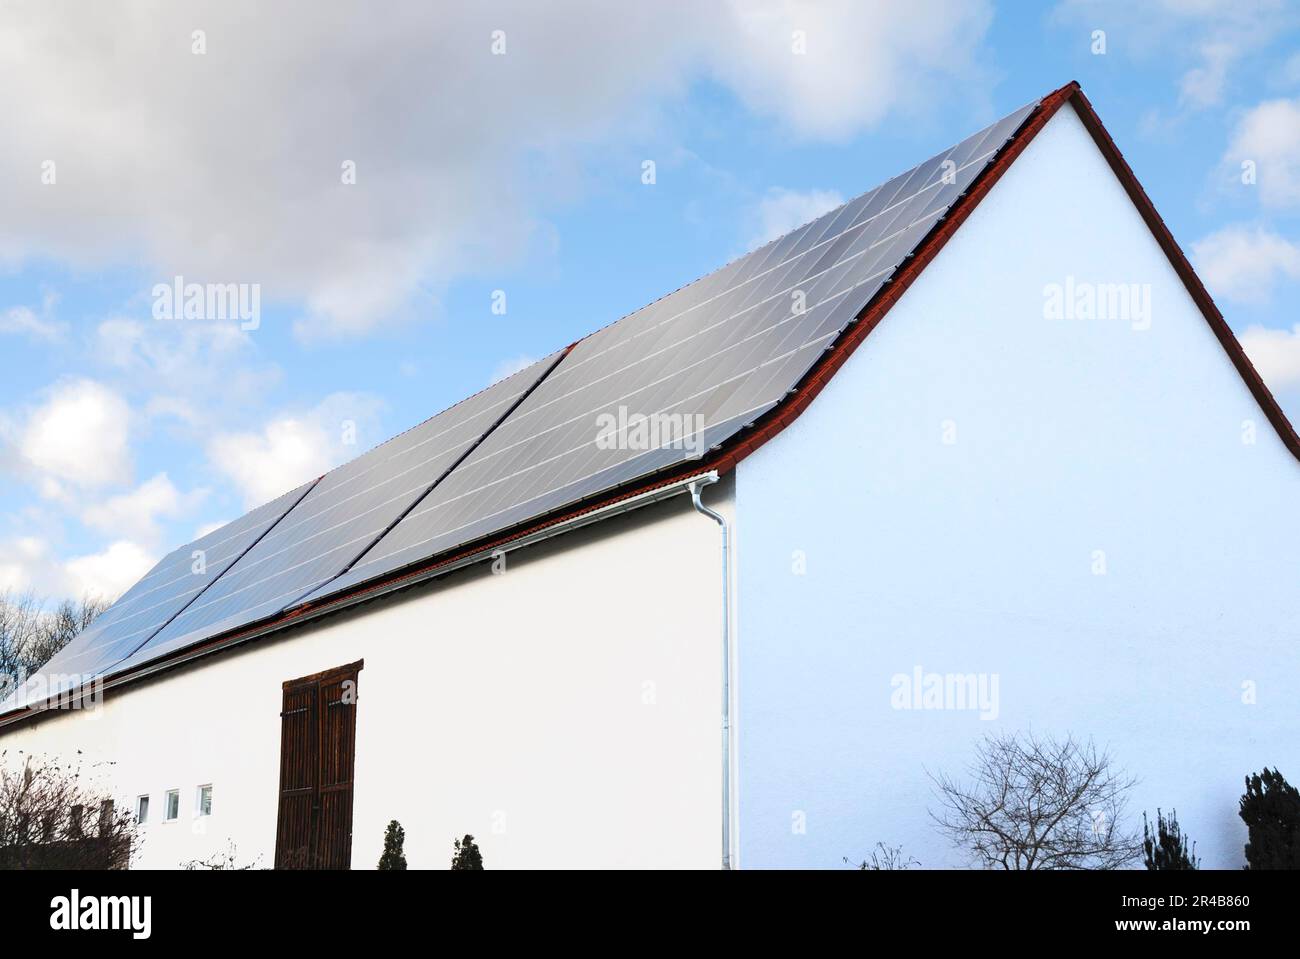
[1066,86,1300,461]
[711,81,1081,471]
[713,81,1300,471]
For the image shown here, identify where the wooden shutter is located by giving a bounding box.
[274,660,362,869]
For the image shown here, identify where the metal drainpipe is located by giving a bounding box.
[689,475,732,870]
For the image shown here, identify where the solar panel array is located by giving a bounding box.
[6,99,1038,707]
[110,353,562,673]
[1,480,315,708]
[304,99,1038,603]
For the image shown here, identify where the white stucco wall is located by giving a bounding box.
[734,103,1300,869]
[2,480,732,869]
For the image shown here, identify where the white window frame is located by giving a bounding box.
[135,794,150,825]
[196,783,213,817]
[163,788,180,823]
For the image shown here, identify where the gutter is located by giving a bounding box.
[0,471,722,723]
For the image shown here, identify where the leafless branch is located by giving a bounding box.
[0,590,111,694]
[0,750,137,869]
[929,731,1141,870]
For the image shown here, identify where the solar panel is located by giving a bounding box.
[4,99,1040,710]
[110,353,562,672]
[1,480,314,708]
[303,100,1038,603]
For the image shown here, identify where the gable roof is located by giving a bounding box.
[4,80,1295,726]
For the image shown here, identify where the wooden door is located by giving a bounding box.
[274,660,362,869]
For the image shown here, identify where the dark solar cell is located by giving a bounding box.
[112,354,562,671]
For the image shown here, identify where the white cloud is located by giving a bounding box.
[94,318,280,428]
[207,392,385,508]
[64,541,156,603]
[9,379,132,495]
[748,188,845,248]
[1053,1,1297,112]
[81,472,207,546]
[0,534,153,604]
[1191,225,1300,304]
[710,1,994,141]
[1179,41,1235,108]
[0,299,64,342]
[0,1,994,338]
[208,418,334,510]
[1240,324,1300,390]
[1222,99,1300,209]
[0,536,55,594]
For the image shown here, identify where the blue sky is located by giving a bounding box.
[2,1,1299,603]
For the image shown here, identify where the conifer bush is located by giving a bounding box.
[451,833,483,870]
[377,820,407,870]
[1142,809,1199,870]
[1240,768,1300,869]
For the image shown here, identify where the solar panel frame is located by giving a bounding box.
[301,101,1038,604]
[112,352,564,672]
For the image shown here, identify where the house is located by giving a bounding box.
[2,81,1297,869]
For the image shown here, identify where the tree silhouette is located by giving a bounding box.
[1240,768,1300,869]
[451,833,483,870]
[378,820,407,870]
[1142,808,1199,870]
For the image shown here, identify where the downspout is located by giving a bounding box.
[689,475,732,870]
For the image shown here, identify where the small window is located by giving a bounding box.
[197,784,213,817]
[135,795,150,825]
[164,789,180,822]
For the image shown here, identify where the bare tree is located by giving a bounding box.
[0,751,137,869]
[844,842,921,870]
[182,841,263,870]
[44,594,111,649]
[0,590,110,692]
[0,591,42,683]
[930,731,1140,870]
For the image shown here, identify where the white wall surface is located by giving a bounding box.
[3,481,732,869]
[735,103,1300,869]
